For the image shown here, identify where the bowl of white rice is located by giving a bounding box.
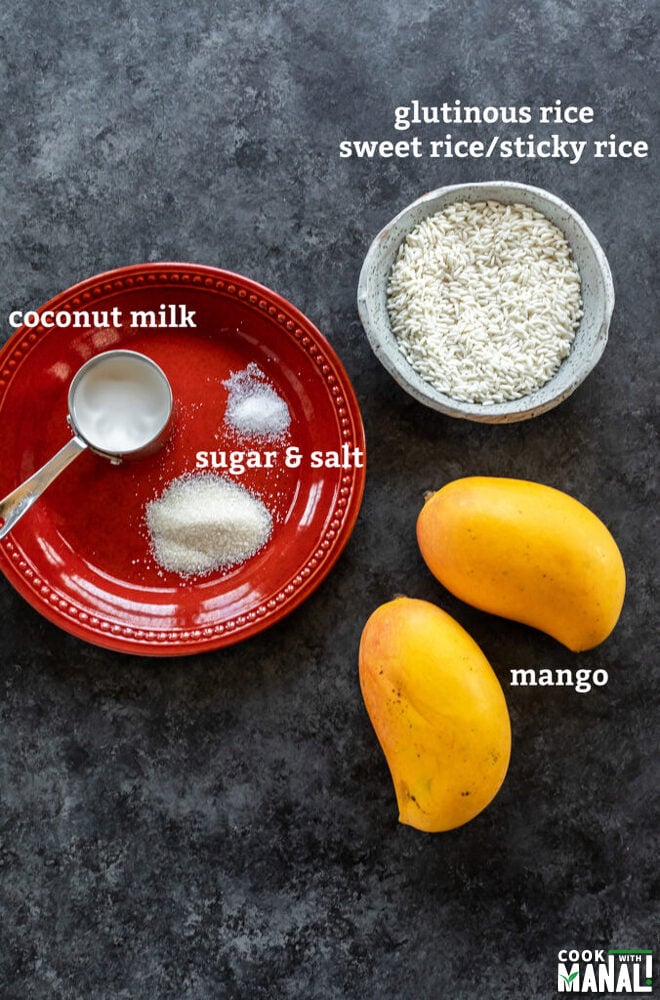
[357,181,614,422]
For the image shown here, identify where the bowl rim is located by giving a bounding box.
[357,180,615,423]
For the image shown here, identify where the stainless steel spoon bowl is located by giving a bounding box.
[0,349,173,539]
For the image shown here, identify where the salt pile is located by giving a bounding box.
[146,473,272,576]
[223,363,290,439]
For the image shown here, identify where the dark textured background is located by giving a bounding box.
[0,2,658,998]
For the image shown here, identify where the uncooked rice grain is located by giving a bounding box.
[386,200,583,404]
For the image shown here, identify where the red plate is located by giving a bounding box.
[0,264,366,655]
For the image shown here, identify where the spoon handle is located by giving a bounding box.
[0,435,88,540]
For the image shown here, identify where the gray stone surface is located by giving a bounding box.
[0,1,657,997]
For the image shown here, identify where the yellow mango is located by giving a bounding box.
[359,597,511,832]
[417,477,626,652]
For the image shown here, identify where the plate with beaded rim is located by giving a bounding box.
[0,263,366,655]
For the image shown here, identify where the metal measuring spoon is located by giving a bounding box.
[0,349,173,539]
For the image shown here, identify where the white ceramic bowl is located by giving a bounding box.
[357,181,615,423]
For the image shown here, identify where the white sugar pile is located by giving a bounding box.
[387,200,583,405]
[146,473,272,576]
[223,363,290,439]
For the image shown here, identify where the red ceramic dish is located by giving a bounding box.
[0,263,366,655]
